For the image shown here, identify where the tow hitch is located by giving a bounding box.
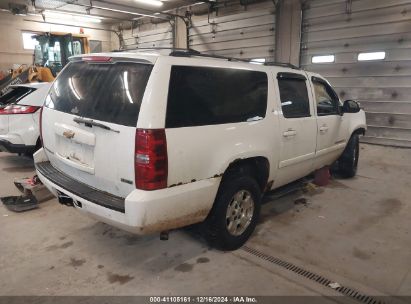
[57,191,74,207]
[160,231,169,241]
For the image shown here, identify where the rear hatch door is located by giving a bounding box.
[41,57,153,198]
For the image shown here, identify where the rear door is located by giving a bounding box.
[273,71,317,187]
[42,58,153,198]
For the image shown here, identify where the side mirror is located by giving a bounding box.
[342,100,361,114]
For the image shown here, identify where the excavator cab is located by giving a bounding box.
[33,33,89,77]
[0,32,89,96]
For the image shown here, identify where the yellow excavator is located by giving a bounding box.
[0,32,90,95]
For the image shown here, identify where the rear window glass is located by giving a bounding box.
[46,61,153,127]
[166,66,268,128]
[0,87,35,106]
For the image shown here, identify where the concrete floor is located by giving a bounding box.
[0,144,410,299]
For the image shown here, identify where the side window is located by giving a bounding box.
[278,74,310,119]
[166,66,268,128]
[313,80,340,116]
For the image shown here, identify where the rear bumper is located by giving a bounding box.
[34,148,220,234]
[0,139,35,154]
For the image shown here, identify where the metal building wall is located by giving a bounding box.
[189,1,276,61]
[122,22,173,50]
[301,0,411,148]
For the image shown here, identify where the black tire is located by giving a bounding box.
[202,172,261,251]
[337,134,359,178]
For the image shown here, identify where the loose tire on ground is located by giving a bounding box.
[202,172,261,251]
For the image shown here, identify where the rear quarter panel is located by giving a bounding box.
[139,56,280,189]
[7,112,39,146]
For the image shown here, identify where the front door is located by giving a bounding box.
[310,76,348,169]
[273,72,317,188]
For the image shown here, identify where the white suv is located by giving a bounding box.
[34,50,366,250]
[0,83,51,155]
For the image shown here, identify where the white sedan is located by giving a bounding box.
[0,82,51,155]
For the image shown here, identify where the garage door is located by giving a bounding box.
[301,0,411,148]
[189,3,276,61]
[123,24,173,50]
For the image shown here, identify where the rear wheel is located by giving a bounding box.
[202,173,261,251]
[337,134,359,178]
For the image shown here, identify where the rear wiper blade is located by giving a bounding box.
[73,117,120,133]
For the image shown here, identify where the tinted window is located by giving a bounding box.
[166,66,268,128]
[313,81,340,116]
[278,78,310,118]
[46,61,153,127]
[0,87,35,106]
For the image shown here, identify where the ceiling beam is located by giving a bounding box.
[71,0,173,20]
[39,7,137,22]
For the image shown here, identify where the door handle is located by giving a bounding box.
[283,129,297,138]
[319,125,329,133]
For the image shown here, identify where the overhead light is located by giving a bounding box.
[44,10,103,23]
[358,51,386,61]
[250,58,266,65]
[312,55,335,64]
[135,0,163,7]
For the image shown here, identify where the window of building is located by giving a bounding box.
[358,51,386,61]
[250,58,266,65]
[22,32,39,50]
[312,55,335,64]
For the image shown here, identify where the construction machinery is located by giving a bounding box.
[0,32,90,96]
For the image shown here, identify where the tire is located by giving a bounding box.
[202,172,261,251]
[337,134,360,178]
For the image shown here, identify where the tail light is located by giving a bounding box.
[39,106,44,146]
[135,129,168,191]
[0,105,40,115]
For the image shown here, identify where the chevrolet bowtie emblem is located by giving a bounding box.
[63,130,75,139]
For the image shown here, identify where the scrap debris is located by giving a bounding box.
[294,197,308,205]
[0,175,53,212]
[329,282,342,289]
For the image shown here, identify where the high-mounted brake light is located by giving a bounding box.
[0,105,40,115]
[82,56,112,62]
[135,129,168,191]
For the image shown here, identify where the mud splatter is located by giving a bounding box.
[97,265,104,269]
[351,198,403,232]
[174,263,193,272]
[196,257,210,264]
[124,235,140,246]
[107,272,134,285]
[328,180,350,189]
[46,241,73,251]
[69,258,86,267]
[60,241,74,249]
[353,247,371,260]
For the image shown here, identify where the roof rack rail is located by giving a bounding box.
[170,49,252,63]
[120,47,302,70]
[120,47,198,53]
[264,62,301,70]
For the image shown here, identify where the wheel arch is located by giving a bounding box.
[220,156,270,193]
[353,127,366,136]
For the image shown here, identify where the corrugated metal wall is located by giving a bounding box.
[122,23,173,50]
[189,2,276,61]
[301,0,411,148]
